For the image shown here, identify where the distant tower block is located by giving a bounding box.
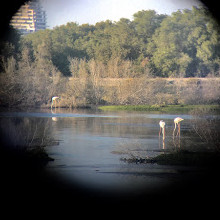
[10,1,47,35]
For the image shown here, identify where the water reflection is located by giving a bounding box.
[51,108,58,121]
[52,117,58,122]
[0,116,58,149]
[173,135,181,149]
[0,109,218,194]
[159,137,166,149]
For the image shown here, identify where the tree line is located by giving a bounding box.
[2,6,220,78]
[0,6,220,108]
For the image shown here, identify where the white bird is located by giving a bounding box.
[173,117,184,138]
[51,96,59,109]
[159,120,166,142]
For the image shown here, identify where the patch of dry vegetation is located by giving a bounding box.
[0,51,220,108]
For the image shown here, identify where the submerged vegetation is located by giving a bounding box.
[0,117,55,167]
[121,150,220,167]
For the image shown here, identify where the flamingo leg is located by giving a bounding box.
[178,124,181,148]
[158,127,161,149]
[162,142,165,149]
[173,123,177,139]
[162,138,165,149]
[173,122,178,148]
[163,127,165,142]
[175,123,179,137]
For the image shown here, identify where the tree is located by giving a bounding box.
[20,7,220,77]
[147,7,220,77]
[0,26,21,72]
[110,18,140,60]
[133,10,167,43]
[85,20,114,63]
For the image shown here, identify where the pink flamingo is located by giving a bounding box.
[173,117,184,138]
[159,120,166,142]
[51,96,59,109]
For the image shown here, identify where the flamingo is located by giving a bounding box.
[159,120,166,142]
[173,117,184,138]
[51,96,59,109]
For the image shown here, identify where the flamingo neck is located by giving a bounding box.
[174,122,177,130]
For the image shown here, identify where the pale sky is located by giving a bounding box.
[39,0,203,29]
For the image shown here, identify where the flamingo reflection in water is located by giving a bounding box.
[51,96,60,121]
[159,120,166,149]
[51,108,58,121]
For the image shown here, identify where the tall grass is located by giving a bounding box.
[0,117,55,150]
[190,107,220,151]
[1,50,220,108]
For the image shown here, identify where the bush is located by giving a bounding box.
[190,107,220,151]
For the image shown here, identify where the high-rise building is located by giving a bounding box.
[10,1,47,35]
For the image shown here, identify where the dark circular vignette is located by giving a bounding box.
[0,0,220,216]
[0,1,27,40]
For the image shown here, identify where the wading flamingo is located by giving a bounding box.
[159,120,166,142]
[51,96,59,109]
[173,117,184,138]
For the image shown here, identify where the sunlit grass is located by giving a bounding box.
[99,105,160,111]
[98,104,220,112]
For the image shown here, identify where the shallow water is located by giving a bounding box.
[0,108,213,195]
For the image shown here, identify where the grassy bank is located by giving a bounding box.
[1,75,220,109]
[98,104,220,112]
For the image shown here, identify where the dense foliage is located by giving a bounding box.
[0,6,220,108]
[16,6,220,77]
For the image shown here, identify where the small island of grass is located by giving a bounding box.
[98,104,220,113]
[120,150,220,167]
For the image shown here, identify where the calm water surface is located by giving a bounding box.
[0,108,208,195]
